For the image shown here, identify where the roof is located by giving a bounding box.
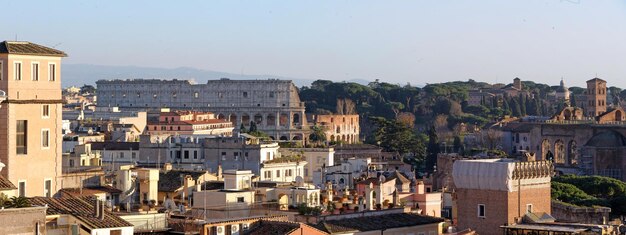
[0,175,17,190]
[89,141,139,151]
[501,224,588,232]
[315,213,444,233]
[246,220,328,235]
[0,41,67,57]
[587,77,606,83]
[385,171,411,184]
[585,130,626,148]
[60,186,122,196]
[159,170,209,192]
[27,195,133,229]
[356,177,395,186]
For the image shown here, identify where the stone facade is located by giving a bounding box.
[0,41,65,197]
[0,207,47,235]
[311,114,360,144]
[96,78,308,141]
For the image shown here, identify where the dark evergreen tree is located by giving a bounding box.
[426,125,440,173]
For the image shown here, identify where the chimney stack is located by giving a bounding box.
[93,199,100,218]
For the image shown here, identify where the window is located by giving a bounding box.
[234,152,239,160]
[14,62,22,80]
[18,181,26,197]
[119,152,124,158]
[194,150,198,159]
[41,129,50,148]
[276,170,280,177]
[184,150,189,159]
[42,105,50,118]
[264,171,272,179]
[237,197,245,203]
[48,63,56,81]
[44,179,51,197]
[31,62,39,81]
[16,120,27,154]
[304,168,308,176]
[478,204,486,218]
[243,92,248,98]
[221,152,226,160]
[269,91,275,98]
[131,152,137,159]
[194,92,199,98]
[526,204,533,213]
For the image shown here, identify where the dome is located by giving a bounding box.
[585,130,626,148]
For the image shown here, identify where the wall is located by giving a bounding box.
[551,200,610,225]
[0,207,47,235]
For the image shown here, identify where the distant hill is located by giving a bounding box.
[61,64,371,88]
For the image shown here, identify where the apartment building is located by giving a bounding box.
[0,41,66,197]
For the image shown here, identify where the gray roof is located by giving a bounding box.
[0,41,67,57]
[315,213,444,233]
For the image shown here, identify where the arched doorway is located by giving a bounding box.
[616,110,623,121]
[278,194,289,210]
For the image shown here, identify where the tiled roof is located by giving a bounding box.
[315,213,444,233]
[0,175,17,190]
[0,41,67,57]
[159,170,210,192]
[386,171,411,184]
[89,141,139,151]
[245,220,328,235]
[27,195,133,229]
[60,186,122,196]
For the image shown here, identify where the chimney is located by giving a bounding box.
[93,199,100,218]
[99,201,105,220]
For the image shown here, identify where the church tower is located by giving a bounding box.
[585,78,607,117]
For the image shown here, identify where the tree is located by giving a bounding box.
[482,128,503,149]
[249,121,258,132]
[239,123,247,133]
[453,136,463,154]
[371,117,425,159]
[425,125,440,173]
[396,112,416,128]
[309,125,327,143]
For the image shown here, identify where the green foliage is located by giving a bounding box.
[298,203,322,215]
[371,117,425,158]
[7,196,31,208]
[309,125,327,143]
[553,175,626,199]
[425,125,439,173]
[0,193,8,207]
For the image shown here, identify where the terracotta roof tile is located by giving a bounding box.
[315,213,444,233]
[27,195,133,229]
[0,41,67,57]
[0,175,17,190]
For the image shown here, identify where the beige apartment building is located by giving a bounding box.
[0,41,66,197]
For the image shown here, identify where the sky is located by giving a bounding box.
[2,0,626,88]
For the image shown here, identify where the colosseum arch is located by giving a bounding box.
[217,113,226,120]
[229,113,238,125]
[242,114,251,126]
[293,113,301,124]
[554,140,565,164]
[292,134,303,141]
[279,113,289,127]
[266,114,276,126]
[254,113,263,125]
[280,136,288,141]
[330,135,335,142]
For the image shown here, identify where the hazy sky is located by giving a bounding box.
[2,1,626,87]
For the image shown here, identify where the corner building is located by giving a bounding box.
[0,41,66,197]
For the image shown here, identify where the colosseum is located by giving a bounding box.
[96,78,308,141]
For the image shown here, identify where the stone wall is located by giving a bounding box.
[0,207,47,234]
[551,200,610,225]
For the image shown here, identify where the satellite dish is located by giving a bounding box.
[295,176,304,187]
